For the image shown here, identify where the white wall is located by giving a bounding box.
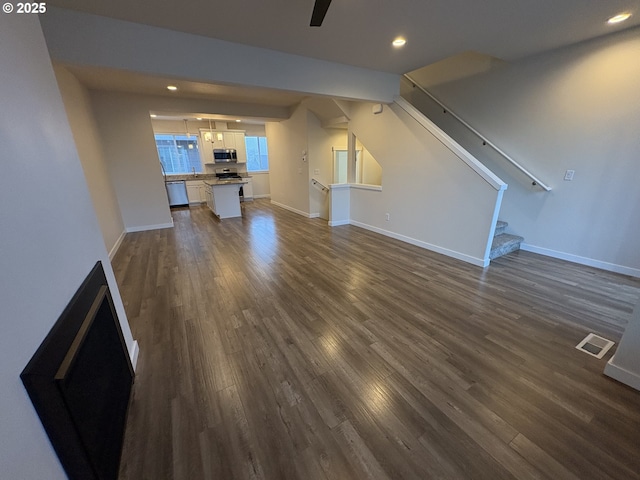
[266,106,346,217]
[0,15,134,478]
[410,27,640,275]
[54,66,126,256]
[250,172,271,198]
[347,101,504,265]
[241,124,267,136]
[241,124,271,197]
[266,106,310,215]
[308,114,346,219]
[91,91,174,231]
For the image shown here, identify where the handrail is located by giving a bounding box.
[394,97,507,192]
[403,74,551,191]
[312,178,328,192]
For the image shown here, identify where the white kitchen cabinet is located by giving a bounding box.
[186,180,206,203]
[222,132,247,163]
[234,132,247,163]
[200,129,246,164]
[204,184,214,212]
[204,181,246,218]
[222,132,237,149]
[242,177,253,201]
[199,129,223,164]
[201,129,225,148]
[199,131,214,164]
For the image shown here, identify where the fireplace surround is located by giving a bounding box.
[21,261,134,480]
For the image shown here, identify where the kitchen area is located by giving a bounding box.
[154,118,269,219]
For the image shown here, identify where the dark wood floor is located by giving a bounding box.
[113,200,640,480]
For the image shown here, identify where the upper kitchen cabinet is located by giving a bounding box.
[232,133,247,163]
[199,130,214,164]
[222,131,237,149]
[199,129,246,164]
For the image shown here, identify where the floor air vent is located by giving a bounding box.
[575,333,615,359]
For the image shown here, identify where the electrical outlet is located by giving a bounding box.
[314,169,320,175]
[564,169,575,181]
[297,168,302,174]
[385,213,390,221]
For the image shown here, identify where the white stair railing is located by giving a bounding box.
[311,178,328,192]
[403,74,551,192]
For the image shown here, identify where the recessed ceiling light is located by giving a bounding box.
[235,119,241,122]
[196,117,203,120]
[166,85,178,91]
[608,12,631,24]
[392,37,407,47]
[150,114,157,118]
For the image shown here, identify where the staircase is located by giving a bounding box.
[490,221,523,260]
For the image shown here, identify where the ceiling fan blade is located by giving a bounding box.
[310,0,332,27]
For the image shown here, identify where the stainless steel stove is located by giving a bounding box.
[215,167,245,200]
[215,167,242,180]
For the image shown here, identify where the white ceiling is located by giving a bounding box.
[47,0,639,123]
[46,0,640,74]
[63,64,308,107]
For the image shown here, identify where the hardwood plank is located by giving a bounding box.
[114,201,640,479]
[509,433,581,480]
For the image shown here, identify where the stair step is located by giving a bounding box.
[494,220,508,236]
[490,233,524,260]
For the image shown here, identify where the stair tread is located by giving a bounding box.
[490,233,524,260]
[494,220,508,236]
[491,233,524,248]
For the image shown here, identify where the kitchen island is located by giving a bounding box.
[204,179,248,219]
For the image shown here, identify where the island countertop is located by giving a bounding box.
[204,179,249,186]
[165,173,251,182]
[165,173,217,181]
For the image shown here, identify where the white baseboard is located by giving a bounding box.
[270,200,313,218]
[350,220,488,267]
[108,229,126,260]
[604,356,640,391]
[126,219,174,233]
[254,194,271,199]
[329,220,350,226]
[129,340,140,372]
[520,243,640,278]
[309,213,320,219]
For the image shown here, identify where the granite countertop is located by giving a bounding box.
[164,174,217,181]
[204,179,249,186]
[165,173,251,182]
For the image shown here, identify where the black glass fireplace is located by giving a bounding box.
[21,261,134,480]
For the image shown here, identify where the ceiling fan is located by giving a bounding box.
[310,0,332,27]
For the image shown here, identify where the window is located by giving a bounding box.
[245,136,269,172]
[154,134,202,174]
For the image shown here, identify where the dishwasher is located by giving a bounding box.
[165,180,189,207]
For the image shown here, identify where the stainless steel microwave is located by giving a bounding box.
[213,148,237,163]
